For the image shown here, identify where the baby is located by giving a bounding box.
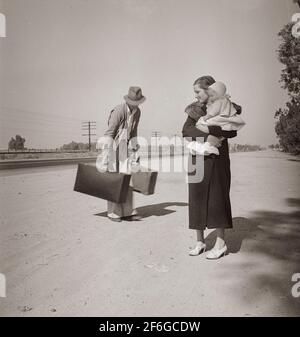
[187,81,245,156]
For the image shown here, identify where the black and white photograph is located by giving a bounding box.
[0,0,300,323]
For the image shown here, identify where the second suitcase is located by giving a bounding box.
[131,170,158,195]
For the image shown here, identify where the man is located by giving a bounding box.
[97,86,146,222]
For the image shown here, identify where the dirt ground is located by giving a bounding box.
[0,150,299,316]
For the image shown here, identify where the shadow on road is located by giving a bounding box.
[206,198,300,255]
[93,198,300,314]
[94,202,188,219]
[205,217,259,253]
[205,198,300,315]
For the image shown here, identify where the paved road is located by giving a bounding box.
[0,150,299,316]
[0,157,97,170]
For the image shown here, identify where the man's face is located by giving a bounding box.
[194,85,209,103]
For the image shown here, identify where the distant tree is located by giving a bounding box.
[61,141,78,151]
[8,135,26,150]
[275,1,300,154]
[8,137,16,150]
[60,141,95,151]
[15,135,26,150]
[229,143,262,152]
[275,100,300,154]
[268,144,280,150]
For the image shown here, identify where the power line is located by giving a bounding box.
[81,121,97,151]
[1,106,84,122]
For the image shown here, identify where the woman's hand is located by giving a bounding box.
[207,135,223,148]
[196,124,209,133]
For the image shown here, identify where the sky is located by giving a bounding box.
[0,0,298,149]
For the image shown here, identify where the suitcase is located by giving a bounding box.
[74,163,131,203]
[131,169,158,195]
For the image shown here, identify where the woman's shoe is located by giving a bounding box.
[189,242,206,256]
[206,245,228,260]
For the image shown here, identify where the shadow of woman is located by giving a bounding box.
[94,202,188,219]
[205,202,300,257]
[207,204,300,315]
[204,217,261,253]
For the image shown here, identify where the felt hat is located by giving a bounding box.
[124,86,146,106]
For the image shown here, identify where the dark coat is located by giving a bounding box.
[182,103,239,230]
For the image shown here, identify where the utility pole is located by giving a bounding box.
[151,131,161,148]
[173,134,180,147]
[82,121,97,151]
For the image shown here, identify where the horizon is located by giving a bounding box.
[0,138,276,152]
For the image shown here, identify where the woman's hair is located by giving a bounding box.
[193,75,215,89]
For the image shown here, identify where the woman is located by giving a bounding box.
[182,76,241,259]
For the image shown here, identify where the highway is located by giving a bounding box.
[0,157,97,170]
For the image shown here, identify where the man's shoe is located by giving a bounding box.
[123,214,142,221]
[108,216,122,222]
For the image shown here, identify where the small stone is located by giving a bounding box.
[19,305,33,312]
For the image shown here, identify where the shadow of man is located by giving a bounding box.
[95,201,188,220]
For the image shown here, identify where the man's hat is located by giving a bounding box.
[124,86,146,106]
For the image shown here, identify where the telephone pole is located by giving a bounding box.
[151,131,161,148]
[82,121,97,151]
[173,134,181,147]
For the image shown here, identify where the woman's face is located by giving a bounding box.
[194,84,209,103]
